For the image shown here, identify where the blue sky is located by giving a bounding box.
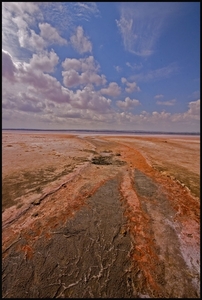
[2,2,200,132]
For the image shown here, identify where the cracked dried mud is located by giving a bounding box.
[2,132,200,298]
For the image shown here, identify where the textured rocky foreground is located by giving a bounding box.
[2,132,200,298]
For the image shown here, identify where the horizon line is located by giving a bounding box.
[2,128,200,135]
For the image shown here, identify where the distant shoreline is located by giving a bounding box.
[2,128,200,136]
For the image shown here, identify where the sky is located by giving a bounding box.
[2,2,200,132]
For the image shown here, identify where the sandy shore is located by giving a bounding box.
[2,132,200,298]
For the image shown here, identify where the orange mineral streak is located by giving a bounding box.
[107,136,199,227]
[120,170,140,211]
[119,171,164,295]
[21,244,33,260]
[116,137,200,296]
[101,136,154,174]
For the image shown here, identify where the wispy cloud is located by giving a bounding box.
[116,2,180,56]
[73,2,100,20]
[156,99,176,106]
[39,2,99,31]
[114,65,122,73]
[189,90,200,100]
[154,94,164,99]
[126,62,143,70]
[131,63,178,82]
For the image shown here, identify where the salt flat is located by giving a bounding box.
[2,132,200,298]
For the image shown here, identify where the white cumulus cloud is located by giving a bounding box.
[117,97,140,110]
[62,56,99,72]
[185,99,200,119]
[29,50,59,73]
[70,26,92,54]
[100,82,121,97]
[39,22,67,45]
[121,77,140,93]
[62,56,106,88]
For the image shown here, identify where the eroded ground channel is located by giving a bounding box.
[3,178,137,298]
